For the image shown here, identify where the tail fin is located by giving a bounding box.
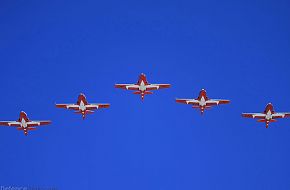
[74,111,86,119]
[75,110,94,119]
[19,128,28,136]
[133,91,153,100]
[257,119,276,128]
[17,127,36,135]
[191,106,211,115]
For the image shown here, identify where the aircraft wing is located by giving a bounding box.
[27,121,52,127]
[176,99,199,105]
[0,121,21,127]
[146,84,171,90]
[206,99,230,106]
[242,113,266,119]
[272,113,290,119]
[115,84,139,90]
[56,104,79,110]
[86,104,110,110]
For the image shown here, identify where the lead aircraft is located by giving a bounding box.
[242,103,290,128]
[56,93,110,119]
[176,89,230,114]
[0,111,51,136]
[115,73,171,100]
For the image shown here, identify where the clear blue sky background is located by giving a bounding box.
[0,0,290,189]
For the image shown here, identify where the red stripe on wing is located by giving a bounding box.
[242,114,255,118]
[56,104,68,108]
[218,100,230,104]
[0,122,20,127]
[176,99,188,104]
[157,84,171,89]
[98,104,110,109]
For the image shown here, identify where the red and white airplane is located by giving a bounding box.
[242,103,290,128]
[56,93,110,119]
[0,111,51,136]
[115,73,171,100]
[176,89,230,114]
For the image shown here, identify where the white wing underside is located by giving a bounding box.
[86,104,99,109]
[0,121,21,126]
[206,100,220,104]
[272,113,290,118]
[66,104,79,109]
[185,99,199,104]
[244,113,266,118]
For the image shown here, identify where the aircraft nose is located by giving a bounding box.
[20,111,26,115]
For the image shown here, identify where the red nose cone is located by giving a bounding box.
[20,111,28,118]
[265,103,274,113]
[78,93,86,101]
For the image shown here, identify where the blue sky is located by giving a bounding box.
[0,0,290,189]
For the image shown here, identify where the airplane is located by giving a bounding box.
[176,89,230,114]
[242,103,290,128]
[115,73,171,100]
[0,111,51,136]
[55,93,110,119]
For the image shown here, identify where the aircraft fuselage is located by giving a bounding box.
[79,101,86,111]
[139,81,147,92]
[21,118,27,128]
[199,96,206,106]
[265,110,273,120]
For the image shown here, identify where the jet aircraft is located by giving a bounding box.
[115,73,171,100]
[242,103,290,128]
[0,111,51,136]
[56,93,110,119]
[176,89,230,114]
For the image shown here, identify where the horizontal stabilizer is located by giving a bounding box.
[257,119,277,122]
[86,110,94,114]
[28,127,37,130]
[144,91,153,95]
